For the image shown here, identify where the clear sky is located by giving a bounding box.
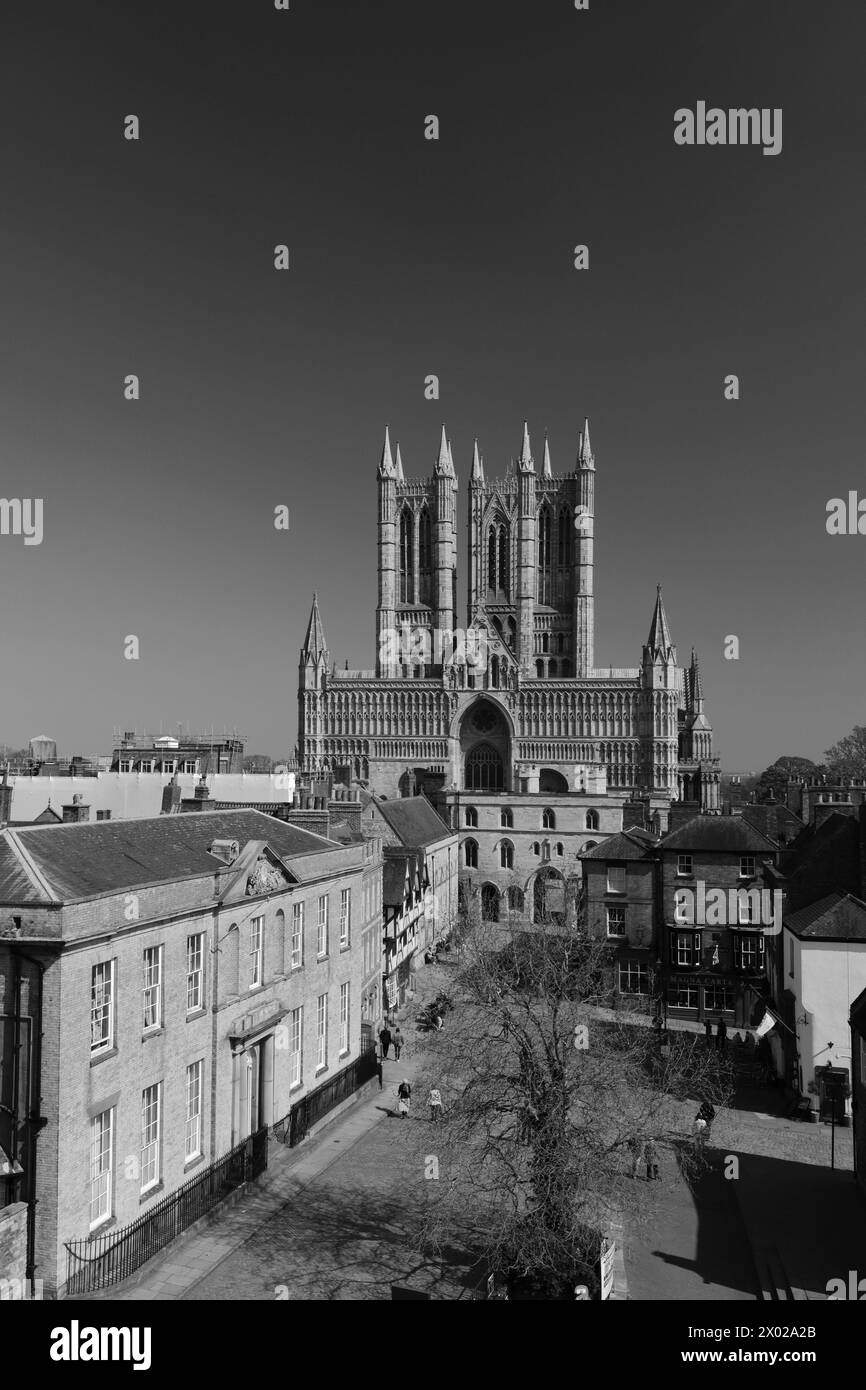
[1,0,864,769]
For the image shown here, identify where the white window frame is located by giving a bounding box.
[739,855,756,879]
[340,888,351,948]
[185,1060,204,1161]
[143,945,162,1031]
[140,1082,161,1193]
[676,854,693,877]
[672,978,699,1009]
[290,1006,303,1087]
[187,932,204,1014]
[618,961,649,995]
[89,1107,114,1229]
[91,960,115,1054]
[291,902,304,969]
[250,915,264,989]
[340,982,350,1056]
[606,906,626,937]
[162,759,176,775]
[316,992,328,1071]
[119,759,132,773]
[317,896,329,957]
[140,759,154,773]
[184,760,197,774]
[606,864,626,895]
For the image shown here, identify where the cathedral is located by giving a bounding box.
[298,420,719,918]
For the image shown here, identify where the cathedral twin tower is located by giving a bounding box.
[375,419,595,682]
[299,420,719,812]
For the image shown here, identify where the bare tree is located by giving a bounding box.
[824,725,866,780]
[405,906,733,1298]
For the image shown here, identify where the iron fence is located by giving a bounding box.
[272,1048,378,1148]
[64,1126,268,1294]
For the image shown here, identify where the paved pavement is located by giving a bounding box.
[74,965,866,1302]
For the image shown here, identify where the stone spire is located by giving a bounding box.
[518,420,534,473]
[448,437,458,488]
[471,437,484,483]
[378,425,395,478]
[395,442,405,481]
[646,584,674,657]
[579,417,594,467]
[542,433,552,479]
[301,593,327,662]
[434,424,454,477]
[690,647,705,711]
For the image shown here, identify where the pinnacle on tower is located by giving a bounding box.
[518,420,534,472]
[301,593,328,662]
[646,584,674,656]
[579,417,594,465]
[470,437,484,483]
[542,433,552,479]
[395,442,405,481]
[691,648,704,709]
[435,423,454,476]
[448,437,458,488]
[378,425,395,477]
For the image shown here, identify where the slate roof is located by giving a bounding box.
[371,795,452,848]
[581,830,658,861]
[785,892,866,942]
[0,810,343,903]
[659,816,778,854]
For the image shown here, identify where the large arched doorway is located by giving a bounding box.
[539,768,569,794]
[481,883,500,921]
[460,699,511,792]
[532,868,565,925]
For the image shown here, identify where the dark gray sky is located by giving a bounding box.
[1,0,864,768]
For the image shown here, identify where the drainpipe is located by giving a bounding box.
[10,946,46,1296]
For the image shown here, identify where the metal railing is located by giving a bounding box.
[272,1048,378,1148]
[64,1127,268,1294]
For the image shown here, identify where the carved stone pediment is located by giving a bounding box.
[245,853,290,897]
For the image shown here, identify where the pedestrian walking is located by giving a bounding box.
[627,1135,642,1178]
[393,1025,404,1061]
[644,1139,660,1181]
[692,1115,708,1149]
[376,1059,383,1090]
[715,1016,727,1052]
[397,1079,411,1116]
[428,1087,443,1121]
[379,1023,392,1059]
[704,1019,712,1044]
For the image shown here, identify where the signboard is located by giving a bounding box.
[599,1237,615,1301]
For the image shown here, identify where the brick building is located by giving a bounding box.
[658,816,780,1028]
[580,828,659,1006]
[0,809,373,1297]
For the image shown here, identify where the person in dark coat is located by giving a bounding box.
[392,1026,404,1061]
[379,1024,392,1059]
[704,1019,713,1043]
[644,1139,660,1181]
[376,1059,383,1090]
[715,1017,728,1051]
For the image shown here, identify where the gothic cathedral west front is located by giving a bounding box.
[298,420,720,921]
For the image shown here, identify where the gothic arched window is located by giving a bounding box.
[488,527,497,590]
[418,506,432,606]
[500,808,513,829]
[585,809,599,830]
[465,743,504,792]
[537,505,552,605]
[500,840,514,870]
[464,806,478,828]
[498,526,508,594]
[558,505,572,567]
[464,838,478,869]
[542,807,556,830]
[399,506,414,604]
